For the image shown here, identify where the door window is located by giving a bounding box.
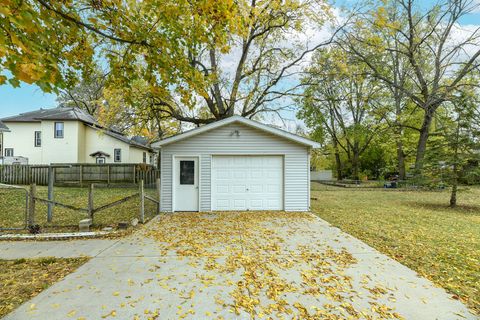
[179,160,194,185]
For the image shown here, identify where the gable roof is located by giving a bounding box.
[2,107,152,151]
[152,116,320,148]
[0,120,9,132]
[1,107,98,125]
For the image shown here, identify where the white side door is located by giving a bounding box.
[174,157,199,211]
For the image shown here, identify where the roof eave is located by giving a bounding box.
[152,116,320,148]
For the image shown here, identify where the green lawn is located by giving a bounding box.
[311,183,480,314]
[0,185,158,231]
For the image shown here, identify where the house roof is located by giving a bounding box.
[1,107,152,151]
[1,106,98,125]
[0,120,9,132]
[152,115,320,148]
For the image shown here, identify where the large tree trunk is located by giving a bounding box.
[394,98,406,180]
[450,173,458,207]
[396,136,406,180]
[414,108,435,175]
[332,141,343,181]
[450,119,461,207]
[352,150,360,181]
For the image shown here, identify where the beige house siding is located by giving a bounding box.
[3,122,44,163]
[84,127,130,163]
[2,120,152,165]
[77,122,86,163]
[40,120,80,163]
[129,147,147,164]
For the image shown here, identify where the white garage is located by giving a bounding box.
[152,116,320,212]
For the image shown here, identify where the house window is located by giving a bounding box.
[143,152,147,164]
[34,131,41,147]
[114,148,121,162]
[179,160,195,185]
[54,122,64,138]
[4,148,13,157]
[96,157,106,164]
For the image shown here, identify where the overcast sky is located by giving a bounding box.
[0,0,479,121]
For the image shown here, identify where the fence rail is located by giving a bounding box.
[0,164,160,186]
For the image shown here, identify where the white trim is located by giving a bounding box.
[152,116,320,148]
[307,151,311,210]
[172,155,200,212]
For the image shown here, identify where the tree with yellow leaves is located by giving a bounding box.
[1,0,335,126]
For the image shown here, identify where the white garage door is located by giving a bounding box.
[212,155,283,211]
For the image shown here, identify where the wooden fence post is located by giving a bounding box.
[156,178,161,214]
[139,179,145,223]
[88,183,94,222]
[47,166,54,222]
[28,183,36,227]
[79,165,83,187]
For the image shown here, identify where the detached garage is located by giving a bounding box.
[152,116,320,212]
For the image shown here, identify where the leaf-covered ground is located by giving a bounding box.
[311,183,480,314]
[0,257,88,317]
[5,211,473,319]
[0,186,157,231]
[141,212,431,319]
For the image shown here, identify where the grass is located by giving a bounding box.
[0,185,158,231]
[311,183,480,314]
[0,257,88,317]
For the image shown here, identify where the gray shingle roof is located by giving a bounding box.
[1,107,98,124]
[1,107,151,150]
[0,120,9,132]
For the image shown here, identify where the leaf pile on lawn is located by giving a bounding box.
[144,212,404,319]
[0,257,88,318]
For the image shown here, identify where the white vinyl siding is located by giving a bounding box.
[160,122,310,212]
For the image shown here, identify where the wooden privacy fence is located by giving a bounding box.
[0,165,49,185]
[0,164,160,186]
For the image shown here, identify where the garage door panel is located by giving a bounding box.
[250,184,263,193]
[267,199,281,208]
[234,199,247,210]
[232,185,247,193]
[212,155,283,211]
[216,169,231,179]
[216,185,230,193]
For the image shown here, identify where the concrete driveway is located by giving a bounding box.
[4,212,476,319]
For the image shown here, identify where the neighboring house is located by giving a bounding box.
[0,120,9,164]
[152,116,320,212]
[1,107,154,165]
